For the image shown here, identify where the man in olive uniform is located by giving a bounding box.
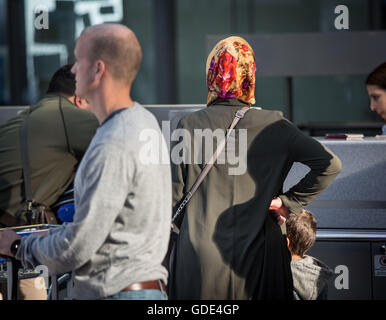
[0,64,98,299]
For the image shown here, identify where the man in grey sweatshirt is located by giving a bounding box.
[0,24,172,300]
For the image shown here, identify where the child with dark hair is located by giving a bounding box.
[286,210,334,300]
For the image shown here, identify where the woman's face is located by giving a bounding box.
[366,85,386,121]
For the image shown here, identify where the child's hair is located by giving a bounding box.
[286,209,317,257]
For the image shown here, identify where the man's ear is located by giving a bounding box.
[94,60,106,82]
[74,96,91,110]
[286,237,290,248]
[73,96,82,108]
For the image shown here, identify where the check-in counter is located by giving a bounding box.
[147,106,386,300]
[284,138,386,300]
[0,106,29,125]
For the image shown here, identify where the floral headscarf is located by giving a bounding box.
[206,36,256,106]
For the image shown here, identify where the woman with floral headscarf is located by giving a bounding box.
[170,36,341,299]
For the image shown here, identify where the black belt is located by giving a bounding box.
[121,280,166,292]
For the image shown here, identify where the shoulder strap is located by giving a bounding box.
[58,96,75,156]
[172,106,250,227]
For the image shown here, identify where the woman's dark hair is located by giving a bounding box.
[366,62,386,90]
[286,210,317,257]
[46,64,76,96]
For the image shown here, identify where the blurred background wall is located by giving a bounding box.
[0,0,385,124]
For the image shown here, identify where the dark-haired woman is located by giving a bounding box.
[366,62,386,134]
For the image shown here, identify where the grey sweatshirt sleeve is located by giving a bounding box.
[16,143,133,275]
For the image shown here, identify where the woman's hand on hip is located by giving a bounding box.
[269,197,289,226]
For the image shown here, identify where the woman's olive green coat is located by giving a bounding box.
[170,99,341,300]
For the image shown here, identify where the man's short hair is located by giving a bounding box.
[46,64,76,96]
[286,209,317,257]
[84,26,142,85]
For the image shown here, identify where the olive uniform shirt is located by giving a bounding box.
[0,94,99,227]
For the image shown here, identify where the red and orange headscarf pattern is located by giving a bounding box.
[206,36,256,106]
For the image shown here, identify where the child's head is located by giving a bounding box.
[286,209,317,259]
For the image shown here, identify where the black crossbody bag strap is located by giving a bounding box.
[20,108,34,220]
[58,96,75,157]
[172,106,250,231]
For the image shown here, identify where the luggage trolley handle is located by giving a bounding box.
[1,225,58,300]
[7,258,21,300]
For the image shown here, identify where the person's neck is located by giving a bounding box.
[291,254,303,260]
[89,84,134,124]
